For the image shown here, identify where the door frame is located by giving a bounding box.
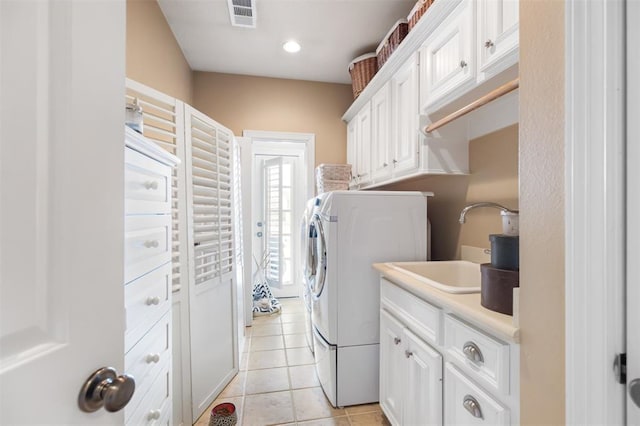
[565,0,626,423]
[239,131,315,326]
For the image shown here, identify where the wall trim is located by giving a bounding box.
[565,0,626,423]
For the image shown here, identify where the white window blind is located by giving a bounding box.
[125,79,185,292]
[263,157,283,285]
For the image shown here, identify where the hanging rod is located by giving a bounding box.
[424,78,520,134]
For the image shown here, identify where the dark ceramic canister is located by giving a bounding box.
[489,234,519,270]
[480,263,519,315]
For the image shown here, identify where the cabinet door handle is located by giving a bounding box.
[484,39,494,48]
[144,240,159,249]
[147,409,161,420]
[144,181,159,190]
[146,296,161,306]
[393,337,401,345]
[460,60,468,68]
[404,350,413,358]
[145,353,160,364]
[383,162,388,167]
[462,341,484,363]
[463,395,483,419]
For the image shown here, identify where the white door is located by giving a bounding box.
[379,310,406,426]
[370,83,391,182]
[391,54,420,177]
[627,0,640,422]
[0,1,126,424]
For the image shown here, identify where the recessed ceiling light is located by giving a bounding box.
[283,40,301,53]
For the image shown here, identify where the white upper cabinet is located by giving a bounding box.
[391,54,421,177]
[370,83,392,182]
[419,0,476,113]
[348,101,372,188]
[477,0,519,81]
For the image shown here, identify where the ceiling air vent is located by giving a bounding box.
[227,0,257,28]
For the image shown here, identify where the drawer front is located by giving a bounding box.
[381,278,442,346]
[444,314,510,395]
[125,361,171,426]
[125,147,171,215]
[125,312,171,417]
[444,363,509,425]
[125,215,171,284]
[125,263,171,352]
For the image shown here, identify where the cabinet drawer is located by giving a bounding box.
[125,215,171,284]
[125,263,171,352]
[125,312,171,417]
[444,314,510,395]
[381,278,442,346]
[125,147,172,215]
[125,361,171,426]
[444,363,509,425]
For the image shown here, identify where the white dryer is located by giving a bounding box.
[307,190,432,407]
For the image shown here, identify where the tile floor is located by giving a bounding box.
[195,297,390,426]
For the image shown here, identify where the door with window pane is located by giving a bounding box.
[262,156,298,297]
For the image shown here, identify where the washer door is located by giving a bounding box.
[310,214,327,299]
[305,218,317,285]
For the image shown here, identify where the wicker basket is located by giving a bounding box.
[376,19,409,69]
[348,53,378,99]
[317,179,349,194]
[408,0,434,31]
[316,163,352,182]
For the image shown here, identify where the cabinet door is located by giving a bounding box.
[355,103,372,184]
[380,310,406,426]
[477,0,519,79]
[346,119,358,188]
[404,328,443,426]
[391,55,420,177]
[420,0,475,112]
[370,84,392,182]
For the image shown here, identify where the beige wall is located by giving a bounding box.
[192,72,354,165]
[126,0,193,104]
[518,1,565,424]
[382,125,519,261]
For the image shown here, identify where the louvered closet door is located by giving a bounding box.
[126,79,186,293]
[184,105,237,420]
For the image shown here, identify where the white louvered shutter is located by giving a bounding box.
[217,128,234,280]
[125,79,186,292]
[263,157,284,285]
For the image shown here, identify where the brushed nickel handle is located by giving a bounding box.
[463,341,484,363]
[484,39,494,48]
[630,378,640,408]
[393,337,401,345]
[463,395,483,419]
[78,367,135,413]
[405,350,413,358]
[460,60,468,68]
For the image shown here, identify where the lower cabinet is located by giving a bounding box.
[381,310,443,426]
[379,278,519,425]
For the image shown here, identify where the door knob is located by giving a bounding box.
[630,378,640,408]
[78,367,135,413]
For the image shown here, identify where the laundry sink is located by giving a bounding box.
[384,261,481,294]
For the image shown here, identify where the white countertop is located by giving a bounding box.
[373,262,520,344]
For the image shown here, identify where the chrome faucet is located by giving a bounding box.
[459,202,519,224]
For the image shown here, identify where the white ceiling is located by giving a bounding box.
[157,0,416,84]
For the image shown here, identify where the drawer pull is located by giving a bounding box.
[144,240,159,249]
[462,341,484,364]
[143,181,159,190]
[146,296,161,306]
[394,337,401,345]
[405,350,413,358]
[147,409,161,420]
[463,395,483,419]
[145,353,160,364]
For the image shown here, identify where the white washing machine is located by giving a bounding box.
[300,197,317,355]
[307,190,431,407]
